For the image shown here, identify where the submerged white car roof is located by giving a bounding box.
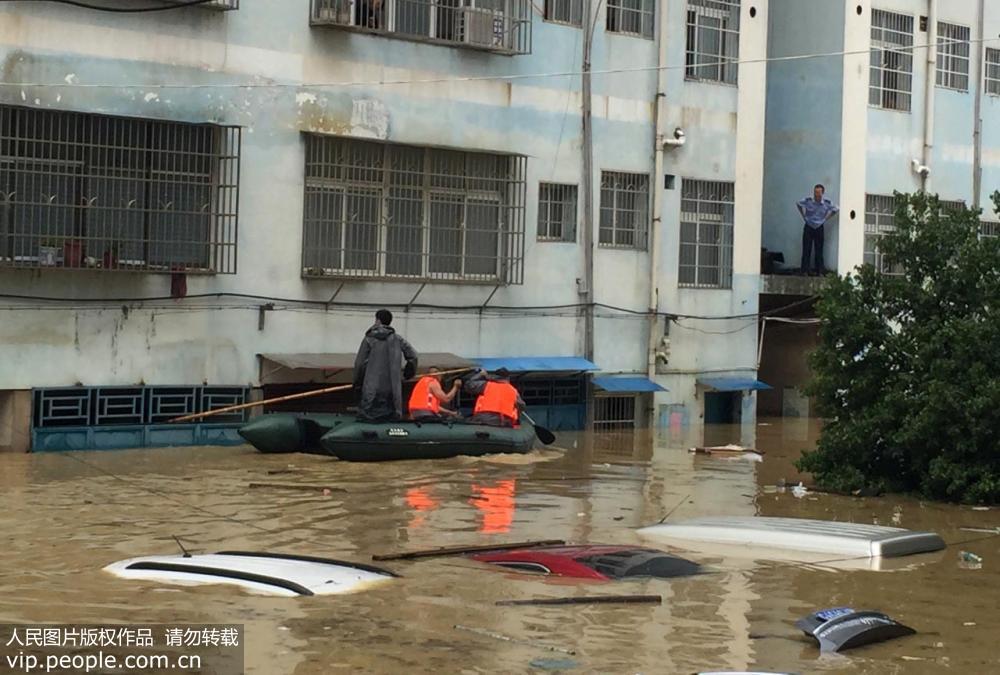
[105,552,396,597]
[638,516,945,560]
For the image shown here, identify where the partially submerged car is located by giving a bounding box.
[469,545,701,580]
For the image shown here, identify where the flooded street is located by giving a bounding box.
[2,419,998,674]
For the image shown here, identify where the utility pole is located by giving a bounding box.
[581,0,595,364]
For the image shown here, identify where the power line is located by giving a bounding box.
[1,35,998,90]
[0,291,818,321]
[0,0,220,12]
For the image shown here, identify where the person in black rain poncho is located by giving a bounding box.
[353,309,418,422]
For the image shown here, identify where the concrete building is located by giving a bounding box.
[759,0,1000,418]
[0,0,768,451]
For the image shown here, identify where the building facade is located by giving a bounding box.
[0,0,768,451]
[759,0,1000,418]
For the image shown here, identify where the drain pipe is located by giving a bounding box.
[647,0,670,381]
[972,0,985,208]
[920,0,937,192]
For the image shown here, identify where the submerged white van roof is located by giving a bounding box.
[638,516,945,559]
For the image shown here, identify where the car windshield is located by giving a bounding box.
[575,550,701,579]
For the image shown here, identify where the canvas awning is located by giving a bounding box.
[258,353,475,385]
[474,356,599,373]
[592,375,668,393]
[697,377,772,392]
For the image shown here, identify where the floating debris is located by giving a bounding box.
[453,625,575,655]
[529,658,578,671]
[958,551,983,569]
[497,594,662,607]
[248,482,345,493]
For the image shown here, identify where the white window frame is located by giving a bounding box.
[678,178,735,289]
[936,21,971,92]
[869,9,914,112]
[685,0,741,85]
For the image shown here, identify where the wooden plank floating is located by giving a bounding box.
[248,482,345,493]
[496,595,662,607]
[372,540,566,561]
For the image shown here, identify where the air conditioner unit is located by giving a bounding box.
[459,7,506,49]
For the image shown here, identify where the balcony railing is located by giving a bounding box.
[0,105,240,274]
[311,0,532,55]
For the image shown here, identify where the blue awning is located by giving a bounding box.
[698,377,772,392]
[474,356,599,373]
[593,376,668,393]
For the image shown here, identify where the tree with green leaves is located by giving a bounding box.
[798,191,1000,503]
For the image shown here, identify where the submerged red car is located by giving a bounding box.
[468,545,701,581]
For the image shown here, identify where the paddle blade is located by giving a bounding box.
[533,424,556,445]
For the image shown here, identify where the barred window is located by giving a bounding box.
[863,194,902,275]
[606,0,654,39]
[986,48,1000,96]
[0,105,239,274]
[685,0,740,85]
[936,22,970,91]
[870,10,914,111]
[594,395,637,430]
[302,135,526,284]
[679,179,734,289]
[544,0,583,26]
[537,183,577,242]
[981,221,999,240]
[310,0,532,55]
[599,171,649,249]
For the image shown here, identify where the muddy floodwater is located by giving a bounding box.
[2,419,998,674]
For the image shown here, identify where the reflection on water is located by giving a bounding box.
[1,419,998,674]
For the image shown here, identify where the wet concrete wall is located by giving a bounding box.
[0,1,765,428]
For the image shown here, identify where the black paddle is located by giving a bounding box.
[521,412,555,445]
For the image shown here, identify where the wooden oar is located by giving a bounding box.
[522,412,556,445]
[372,539,565,562]
[168,367,472,423]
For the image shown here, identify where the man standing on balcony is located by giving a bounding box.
[797,184,839,276]
[354,309,419,422]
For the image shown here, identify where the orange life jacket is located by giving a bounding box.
[408,376,441,415]
[473,381,519,422]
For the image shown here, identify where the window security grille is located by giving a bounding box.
[593,395,636,430]
[685,0,740,84]
[863,194,903,275]
[679,179,735,289]
[986,48,1000,96]
[544,0,583,26]
[302,135,526,284]
[606,0,655,39]
[0,105,240,273]
[981,221,999,240]
[310,0,532,55]
[599,171,650,250]
[870,10,914,111]
[537,182,577,242]
[936,22,970,91]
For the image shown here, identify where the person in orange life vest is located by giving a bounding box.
[463,368,525,428]
[408,366,460,421]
